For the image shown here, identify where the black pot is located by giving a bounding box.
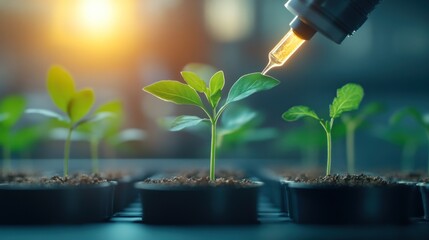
[286,182,411,224]
[257,171,285,212]
[398,181,424,218]
[418,183,429,220]
[0,182,115,224]
[135,181,262,224]
[280,180,294,215]
[113,177,139,213]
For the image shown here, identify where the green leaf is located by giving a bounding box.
[226,73,279,104]
[10,125,43,152]
[282,106,320,122]
[221,107,257,131]
[390,107,426,127]
[95,100,122,115]
[181,71,207,93]
[25,108,68,122]
[143,80,204,107]
[0,95,26,128]
[209,71,225,108]
[360,102,384,117]
[182,63,218,84]
[46,65,76,113]
[108,128,146,146]
[168,115,209,131]
[329,83,364,118]
[67,88,95,124]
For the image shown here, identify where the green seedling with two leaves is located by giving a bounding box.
[143,71,279,181]
[26,66,98,177]
[282,83,364,175]
[390,107,429,175]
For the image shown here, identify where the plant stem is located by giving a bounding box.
[326,131,332,176]
[346,125,355,174]
[426,131,429,176]
[64,128,72,177]
[90,138,99,174]
[209,121,217,181]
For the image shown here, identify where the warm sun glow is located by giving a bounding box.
[78,0,115,32]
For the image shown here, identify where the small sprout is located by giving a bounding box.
[341,102,384,173]
[282,83,364,175]
[390,107,429,175]
[143,71,279,181]
[26,65,95,177]
[278,119,325,167]
[0,95,26,172]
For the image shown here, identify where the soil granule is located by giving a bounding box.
[144,176,256,187]
[294,174,389,186]
[7,173,107,186]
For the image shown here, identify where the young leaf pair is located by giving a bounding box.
[144,71,279,181]
[26,66,118,176]
[282,83,364,175]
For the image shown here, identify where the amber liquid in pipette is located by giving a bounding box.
[262,29,306,75]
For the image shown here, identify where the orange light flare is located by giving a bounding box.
[262,29,306,75]
[49,0,142,67]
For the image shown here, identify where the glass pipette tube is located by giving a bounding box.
[262,29,306,75]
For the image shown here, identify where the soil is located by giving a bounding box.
[294,174,389,186]
[144,176,256,187]
[384,172,425,182]
[179,169,246,180]
[0,172,33,183]
[100,171,133,181]
[273,168,324,181]
[6,173,108,186]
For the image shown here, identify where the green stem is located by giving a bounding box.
[64,128,72,177]
[346,125,355,174]
[210,121,217,181]
[90,138,99,174]
[326,131,332,176]
[426,131,429,177]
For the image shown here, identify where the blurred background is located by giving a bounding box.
[0,0,428,173]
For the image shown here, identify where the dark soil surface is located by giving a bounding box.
[294,174,389,186]
[273,168,324,181]
[6,173,108,186]
[144,176,256,187]
[384,172,426,182]
[0,172,33,183]
[101,171,133,181]
[178,169,246,180]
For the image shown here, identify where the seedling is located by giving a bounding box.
[390,107,429,175]
[341,102,384,173]
[282,83,364,175]
[76,100,122,174]
[143,71,279,181]
[0,95,26,172]
[26,65,95,177]
[378,127,423,172]
[278,119,325,167]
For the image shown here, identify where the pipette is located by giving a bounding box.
[262,0,381,75]
[262,29,305,75]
